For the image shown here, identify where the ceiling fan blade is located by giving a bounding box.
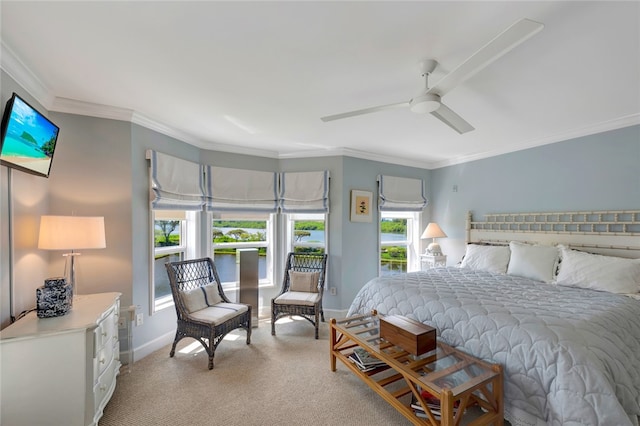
[430,103,474,134]
[320,101,409,122]
[428,18,544,96]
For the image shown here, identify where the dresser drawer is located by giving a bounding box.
[93,356,120,419]
[94,308,117,353]
[94,339,115,379]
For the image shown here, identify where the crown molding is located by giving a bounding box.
[131,112,279,158]
[429,113,640,169]
[47,97,425,165]
[0,41,54,108]
[50,97,135,121]
[278,146,434,169]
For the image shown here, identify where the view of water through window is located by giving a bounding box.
[155,221,409,299]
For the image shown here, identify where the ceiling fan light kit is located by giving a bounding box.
[321,18,544,135]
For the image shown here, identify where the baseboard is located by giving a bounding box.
[132,330,175,362]
[129,308,349,363]
[323,308,349,320]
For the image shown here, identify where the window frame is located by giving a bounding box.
[286,212,327,254]
[209,212,275,291]
[379,211,421,276]
[150,211,199,314]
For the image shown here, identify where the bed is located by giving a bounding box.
[347,210,640,426]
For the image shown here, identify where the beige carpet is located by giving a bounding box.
[100,317,492,425]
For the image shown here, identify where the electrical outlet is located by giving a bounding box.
[330,287,337,296]
[118,315,127,328]
[136,313,144,327]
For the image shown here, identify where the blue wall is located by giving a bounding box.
[430,125,640,264]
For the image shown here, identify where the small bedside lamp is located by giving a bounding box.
[38,215,106,298]
[421,223,447,255]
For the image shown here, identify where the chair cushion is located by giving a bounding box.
[189,303,249,326]
[274,291,321,306]
[181,283,223,313]
[289,271,320,293]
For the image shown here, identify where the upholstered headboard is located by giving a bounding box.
[466,210,640,259]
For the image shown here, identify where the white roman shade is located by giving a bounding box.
[279,170,330,213]
[150,151,205,210]
[378,175,427,212]
[204,166,278,212]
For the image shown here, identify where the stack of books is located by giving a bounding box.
[348,347,386,372]
[410,390,459,419]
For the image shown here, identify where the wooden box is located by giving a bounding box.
[379,315,436,356]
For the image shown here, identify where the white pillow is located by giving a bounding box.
[289,270,320,293]
[181,287,208,313]
[202,283,223,305]
[459,244,510,274]
[507,241,559,283]
[556,245,640,294]
[181,283,223,313]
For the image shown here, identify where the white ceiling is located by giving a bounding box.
[1,1,639,169]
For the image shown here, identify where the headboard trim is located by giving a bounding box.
[466,210,640,258]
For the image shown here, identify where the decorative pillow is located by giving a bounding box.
[459,244,510,274]
[181,287,208,313]
[556,245,640,294]
[181,283,223,313]
[507,241,559,283]
[289,270,320,293]
[202,283,223,306]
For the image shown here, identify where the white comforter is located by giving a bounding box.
[347,267,640,426]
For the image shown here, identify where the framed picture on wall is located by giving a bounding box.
[350,190,373,223]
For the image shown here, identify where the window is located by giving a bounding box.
[211,213,274,288]
[286,213,327,254]
[380,211,420,276]
[152,210,198,312]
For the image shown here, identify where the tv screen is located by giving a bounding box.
[0,92,60,178]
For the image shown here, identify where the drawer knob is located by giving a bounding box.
[100,357,106,364]
[102,331,108,337]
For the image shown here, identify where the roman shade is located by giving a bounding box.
[204,166,278,212]
[378,175,427,212]
[149,152,328,213]
[279,170,330,213]
[149,150,205,210]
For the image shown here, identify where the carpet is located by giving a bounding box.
[100,317,492,425]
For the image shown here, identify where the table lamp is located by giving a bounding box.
[421,223,447,255]
[38,215,106,297]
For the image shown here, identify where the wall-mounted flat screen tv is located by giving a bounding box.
[0,92,60,178]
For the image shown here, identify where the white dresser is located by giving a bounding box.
[0,292,121,426]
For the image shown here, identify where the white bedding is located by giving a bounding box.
[347,267,640,426]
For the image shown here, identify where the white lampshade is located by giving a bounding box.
[421,223,447,240]
[38,215,106,298]
[421,223,447,256]
[38,216,106,250]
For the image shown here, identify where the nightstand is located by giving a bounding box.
[420,254,447,270]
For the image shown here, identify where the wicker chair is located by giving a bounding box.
[271,252,328,339]
[165,257,251,370]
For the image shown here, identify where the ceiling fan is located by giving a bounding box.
[320,18,544,134]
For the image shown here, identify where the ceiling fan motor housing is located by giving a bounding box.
[410,93,441,113]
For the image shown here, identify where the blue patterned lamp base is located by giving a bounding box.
[37,277,73,318]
